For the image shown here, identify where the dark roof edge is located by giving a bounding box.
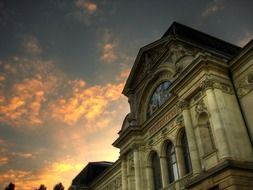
[162,22,241,56]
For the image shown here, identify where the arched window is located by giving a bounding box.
[167,142,179,183]
[151,152,162,190]
[181,130,192,174]
[147,81,171,117]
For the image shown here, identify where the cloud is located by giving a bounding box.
[0,58,62,128]
[11,152,34,159]
[99,30,118,63]
[49,80,124,126]
[0,55,126,130]
[0,157,85,190]
[22,36,43,55]
[101,43,117,63]
[68,0,98,25]
[202,0,224,17]
[0,156,8,166]
[237,30,253,47]
[0,55,129,189]
[116,68,131,82]
[75,0,97,14]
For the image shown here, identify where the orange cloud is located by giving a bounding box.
[101,43,117,63]
[1,78,50,127]
[0,156,8,166]
[0,58,62,128]
[0,157,85,190]
[75,0,97,14]
[11,152,34,159]
[49,80,124,126]
[117,68,131,82]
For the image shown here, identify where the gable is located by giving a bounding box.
[123,22,241,97]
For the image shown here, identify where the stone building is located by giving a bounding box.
[71,22,253,190]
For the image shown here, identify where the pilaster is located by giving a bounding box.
[121,155,128,190]
[133,144,141,190]
[178,100,201,175]
[160,156,169,188]
[201,78,232,159]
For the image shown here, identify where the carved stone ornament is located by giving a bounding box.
[164,44,196,75]
[236,72,253,97]
[102,176,122,190]
[200,77,214,90]
[135,43,168,84]
[177,99,189,110]
[195,101,208,115]
[175,115,184,126]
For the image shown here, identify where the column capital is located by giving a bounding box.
[200,77,214,91]
[177,99,189,110]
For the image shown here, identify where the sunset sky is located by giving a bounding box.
[0,0,252,189]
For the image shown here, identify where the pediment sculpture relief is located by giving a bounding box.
[163,44,196,75]
[134,43,168,85]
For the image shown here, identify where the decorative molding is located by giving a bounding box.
[236,72,253,97]
[102,176,122,190]
[177,99,189,110]
[195,101,208,116]
[200,77,233,94]
[149,106,179,136]
[135,43,168,85]
[134,43,197,90]
[200,77,214,90]
[190,91,203,106]
[175,114,184,126]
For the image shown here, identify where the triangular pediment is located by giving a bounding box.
[122,39,169,95]
[122,22,241,96]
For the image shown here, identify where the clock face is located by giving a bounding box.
[147,81,171,117]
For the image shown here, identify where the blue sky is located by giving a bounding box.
[0,0,252,189]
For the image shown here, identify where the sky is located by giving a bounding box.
[0,0,252,189]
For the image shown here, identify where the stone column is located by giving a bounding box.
[121,155,128,190]
[178,100,201,175]
[160,156,169,188]
[133,145,141,190]
[202,79,231,159]
[146,165,154,190]
[175,145,185,177]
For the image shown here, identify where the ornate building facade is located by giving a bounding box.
[72,22,253,190]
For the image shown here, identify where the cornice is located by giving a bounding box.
[112,125,142,148]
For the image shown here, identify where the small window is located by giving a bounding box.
[167,142,179,183]
[147,81,171,117]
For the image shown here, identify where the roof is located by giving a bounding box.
[162,22,241,57]
[72,161,113,187]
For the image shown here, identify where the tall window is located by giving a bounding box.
[152,153,162,190]
[181,130,192,174]
[166,142,179,183]
[147,81,171,117]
